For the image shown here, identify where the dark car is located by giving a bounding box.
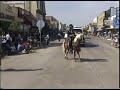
[73,27,85,46]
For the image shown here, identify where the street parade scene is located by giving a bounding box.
[0,1,119,89]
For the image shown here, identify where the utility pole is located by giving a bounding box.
[39,19,41,47]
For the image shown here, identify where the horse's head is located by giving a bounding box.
[76,33,83,39]
[74,33,83,43]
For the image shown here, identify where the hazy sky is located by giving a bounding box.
[45,1,119,27]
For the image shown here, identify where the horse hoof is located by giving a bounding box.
[65,57,67,59]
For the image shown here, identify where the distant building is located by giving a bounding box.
[59,22,64,31]
[63,24,67,30]
[97,11,106,29]
[45,16,59,30]
[104,7,119,30]
[114,7,119,29]
[93,17,97,24]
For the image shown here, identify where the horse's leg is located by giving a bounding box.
[74,50,76,62]
[63,42,66,59]
[77,51,81,62]
[64,49,67,59]
[66,50,69,60]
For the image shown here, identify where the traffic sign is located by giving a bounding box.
[36,19,45,32]
[36,19,45,46]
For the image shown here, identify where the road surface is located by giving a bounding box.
[1,35,119,89]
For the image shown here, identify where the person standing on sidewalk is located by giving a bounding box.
[45,34,50,45]
[58,33,61,42]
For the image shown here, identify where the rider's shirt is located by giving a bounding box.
[64,33,68,38]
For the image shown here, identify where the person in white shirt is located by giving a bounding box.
[45,34,50,45]
[46,34,49,39]
[64,32,68,39]
[6,32,12,45]
[6,33,10,41]
[1,32,7,55]
[1,34,6,44]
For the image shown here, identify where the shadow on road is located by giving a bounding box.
[83,42,99,48]
[68,58,107,62]
[49,42,63,47]
[85,37,91,39]
[77,58,107,62]
[40,42,63,49]
[0,68,44,72]
[1,56,9,60]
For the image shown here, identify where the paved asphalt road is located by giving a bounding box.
[1,35,119,89]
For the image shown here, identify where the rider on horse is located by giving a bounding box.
[67,24,75,54]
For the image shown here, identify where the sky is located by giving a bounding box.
[45,1,119,27]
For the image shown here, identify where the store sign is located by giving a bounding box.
[116,7,119,26]
[113,17,119,29]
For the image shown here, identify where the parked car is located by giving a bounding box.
[73,27,85,46]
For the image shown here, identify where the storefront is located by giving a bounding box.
[0,1,18,31]
[18,7,36,32]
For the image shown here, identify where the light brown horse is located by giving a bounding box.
[73,33,83,62]
[62,34,71,59]
[62,33,70,59]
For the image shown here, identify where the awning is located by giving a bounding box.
[18,7,36,25]
[24,14,36,25]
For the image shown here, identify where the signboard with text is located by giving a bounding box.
[116,7,119,26]
[113,7,119,29]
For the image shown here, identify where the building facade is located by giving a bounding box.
[63,24,67,31]
[114,7,119,29]
[0,1,18,30]
[97,11,106,29]
[104,7,119,29]
[2,1,46,25]
[17,7,36,32]
[59,22,64,31]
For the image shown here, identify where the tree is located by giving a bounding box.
[8,18,21,32]
[41,22,50,35]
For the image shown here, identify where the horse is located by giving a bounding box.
[73,32,83,62]
[62,33,71,59]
